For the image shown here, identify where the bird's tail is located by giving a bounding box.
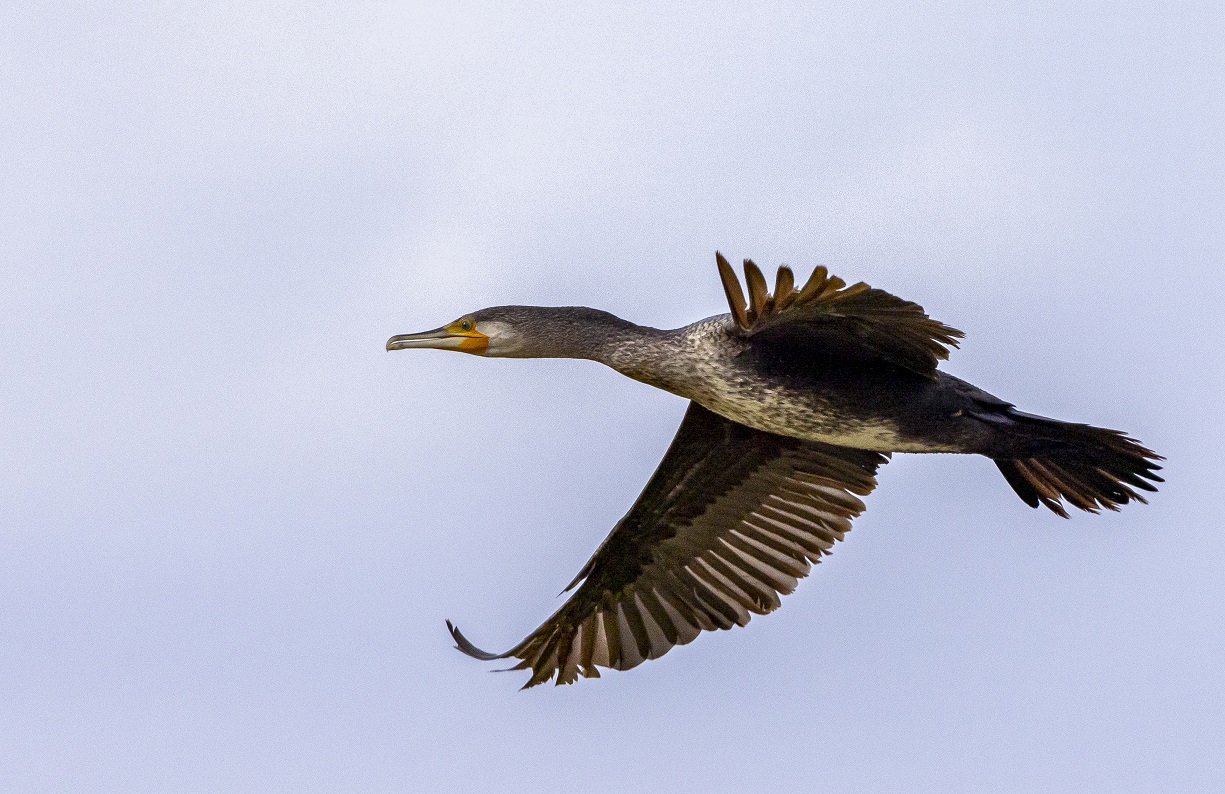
[990,411,1163,518]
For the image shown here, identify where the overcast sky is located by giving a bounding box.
[3,2,1223,790]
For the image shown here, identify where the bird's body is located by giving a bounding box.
[387,254,1162,687]
[596,313,1001,453]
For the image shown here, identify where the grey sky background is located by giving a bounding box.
[3,2,1223,790]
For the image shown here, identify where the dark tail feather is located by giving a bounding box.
[991,413,1163,518]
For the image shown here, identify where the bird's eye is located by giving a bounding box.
[460,319,473,331]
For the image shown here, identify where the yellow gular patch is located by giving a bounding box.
[455,334,488,353]
[446,318,489,355]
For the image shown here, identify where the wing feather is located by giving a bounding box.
[715,252,963,377]
[446,401,887,687]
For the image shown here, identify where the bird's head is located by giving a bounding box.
[386,311,494,356]
[386,306,629,359]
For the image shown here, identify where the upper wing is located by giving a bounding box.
[447,401,889,688]
[716,252,964,378]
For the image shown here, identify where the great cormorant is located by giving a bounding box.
[386,254,1161,688]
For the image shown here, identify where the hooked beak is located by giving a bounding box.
[386,326,488,354]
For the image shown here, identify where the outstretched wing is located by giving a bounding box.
[447,402,888,688]
[716,252,963,378]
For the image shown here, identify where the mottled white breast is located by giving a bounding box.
[611,316,953,453]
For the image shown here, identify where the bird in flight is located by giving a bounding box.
[386,254,1161,688]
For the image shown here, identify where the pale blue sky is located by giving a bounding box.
[3,3,1223,790]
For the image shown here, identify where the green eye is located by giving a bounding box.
[461,320,473,331]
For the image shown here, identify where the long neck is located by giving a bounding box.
[575,314,721,396]
[532,309,695,392]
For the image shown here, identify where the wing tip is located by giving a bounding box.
[716,251,750,329]
[446,619,506,661]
